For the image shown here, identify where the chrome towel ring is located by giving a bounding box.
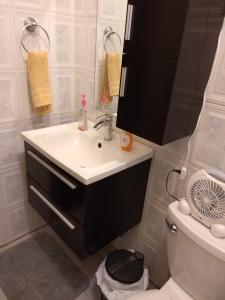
[21,17,50,53]
[103,26,122,53]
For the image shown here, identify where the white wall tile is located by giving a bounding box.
[51,68,75,114]
[143,196,167,245]
[12,0,48,11]
[0,165,25,209]
[0,210,6,246]
[16,71,33,119]
[88,0,97,17]
[0,71,19,124]
[207,24,225,106]
[0,125,23,168]
[22,117,53,132]
[51,112,76,125]
[0,0,11,6]
[74,0,88,16]
[28,205,46,230]
[0,9,15,68]
[74,17,88,68]
[142,237,169,287]
[98,0,124,21]
[192,104,225,170]
[49,0,75,15]
[87,18,97,71]
[49,14,74,67]
[159,136,189,161]
[4,202,32,242]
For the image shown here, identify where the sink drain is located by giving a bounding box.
[98,142,102,148]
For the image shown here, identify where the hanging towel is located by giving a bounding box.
[27,51,52,116]
[107,52,121,97]
[100,52,121,105]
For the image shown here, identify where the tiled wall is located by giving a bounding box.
[0,0,97,246]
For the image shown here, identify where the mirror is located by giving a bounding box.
[94,0,128,114]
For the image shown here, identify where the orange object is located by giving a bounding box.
[120,131,133,151]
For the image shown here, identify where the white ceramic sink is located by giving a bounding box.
[22,121,153,184]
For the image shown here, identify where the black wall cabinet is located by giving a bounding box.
[117,0,225,145]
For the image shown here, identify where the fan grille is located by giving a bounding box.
[190,179,225,221]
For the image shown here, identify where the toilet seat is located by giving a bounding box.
[126,278,193,300]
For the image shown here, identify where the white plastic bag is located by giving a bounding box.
[96,259,149,300]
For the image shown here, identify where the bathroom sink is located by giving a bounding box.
[22,121,153,184]
[40,128,123,168]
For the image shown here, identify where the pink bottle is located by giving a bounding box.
[79,95,88,131]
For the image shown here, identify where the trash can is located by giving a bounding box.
[96,249,149,300]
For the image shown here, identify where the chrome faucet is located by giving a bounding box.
[93,113,113,141]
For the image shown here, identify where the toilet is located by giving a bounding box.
[127,201,225,300]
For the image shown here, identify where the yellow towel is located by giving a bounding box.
[100,52,121,105]
[27,51,52,116]
[107,52,121,97]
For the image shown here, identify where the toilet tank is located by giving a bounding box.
[167,201,225,300]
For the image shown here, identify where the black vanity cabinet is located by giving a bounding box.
[117,0,225,145]
[25,143,151,260]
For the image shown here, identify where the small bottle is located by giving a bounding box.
[79,95,88,131]
[120,131,133,151]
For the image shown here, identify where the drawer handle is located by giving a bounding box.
[29,185,76,231]
[120,67,127,97]
[27,150,77,190]
[125,4,134,41]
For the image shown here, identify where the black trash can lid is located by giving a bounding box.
[105,249,144,284]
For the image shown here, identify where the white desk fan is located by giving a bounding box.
[179,169,225,238]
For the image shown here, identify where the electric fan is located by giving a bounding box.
[179,169,225,238]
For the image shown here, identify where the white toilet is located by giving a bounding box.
[127,201,225,300]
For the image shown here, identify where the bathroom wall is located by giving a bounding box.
[0,0,97,246]
[114,16,225,287]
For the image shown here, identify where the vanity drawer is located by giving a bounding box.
[28,177,90,259]
[25,143,86,225]
[28,177,110,258]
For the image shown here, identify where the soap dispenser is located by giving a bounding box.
[79,95,88,131]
